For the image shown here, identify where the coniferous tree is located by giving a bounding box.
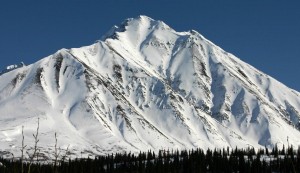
[265,145,269,156]
[281,144,286,155]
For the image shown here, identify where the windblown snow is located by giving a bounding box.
[1,16,300,158]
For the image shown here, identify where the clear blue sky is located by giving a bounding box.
[1,1,300,91]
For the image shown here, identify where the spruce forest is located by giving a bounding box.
[1,145,300,173]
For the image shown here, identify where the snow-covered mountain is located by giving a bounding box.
[1,15,300,158]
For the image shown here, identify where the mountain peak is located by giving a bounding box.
[102,16,173,41]
[135,15,154,22]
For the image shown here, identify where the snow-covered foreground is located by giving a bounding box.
[1,15,300,158]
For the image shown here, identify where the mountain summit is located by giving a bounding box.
[1,16,300,158]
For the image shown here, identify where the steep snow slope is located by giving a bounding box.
[1,16,300,158]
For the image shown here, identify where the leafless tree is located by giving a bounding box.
[27,118,40,173]
[18,119,72,173]
[20,126,27,173]
[53,132,61,173]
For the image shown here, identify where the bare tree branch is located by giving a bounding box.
[27,118,40,173]
[20,126,27,173]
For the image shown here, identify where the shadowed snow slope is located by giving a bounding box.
[1,15,300,158]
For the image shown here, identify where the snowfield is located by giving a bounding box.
[1,15,300,158]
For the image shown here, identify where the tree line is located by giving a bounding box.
[1,145,300,173]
